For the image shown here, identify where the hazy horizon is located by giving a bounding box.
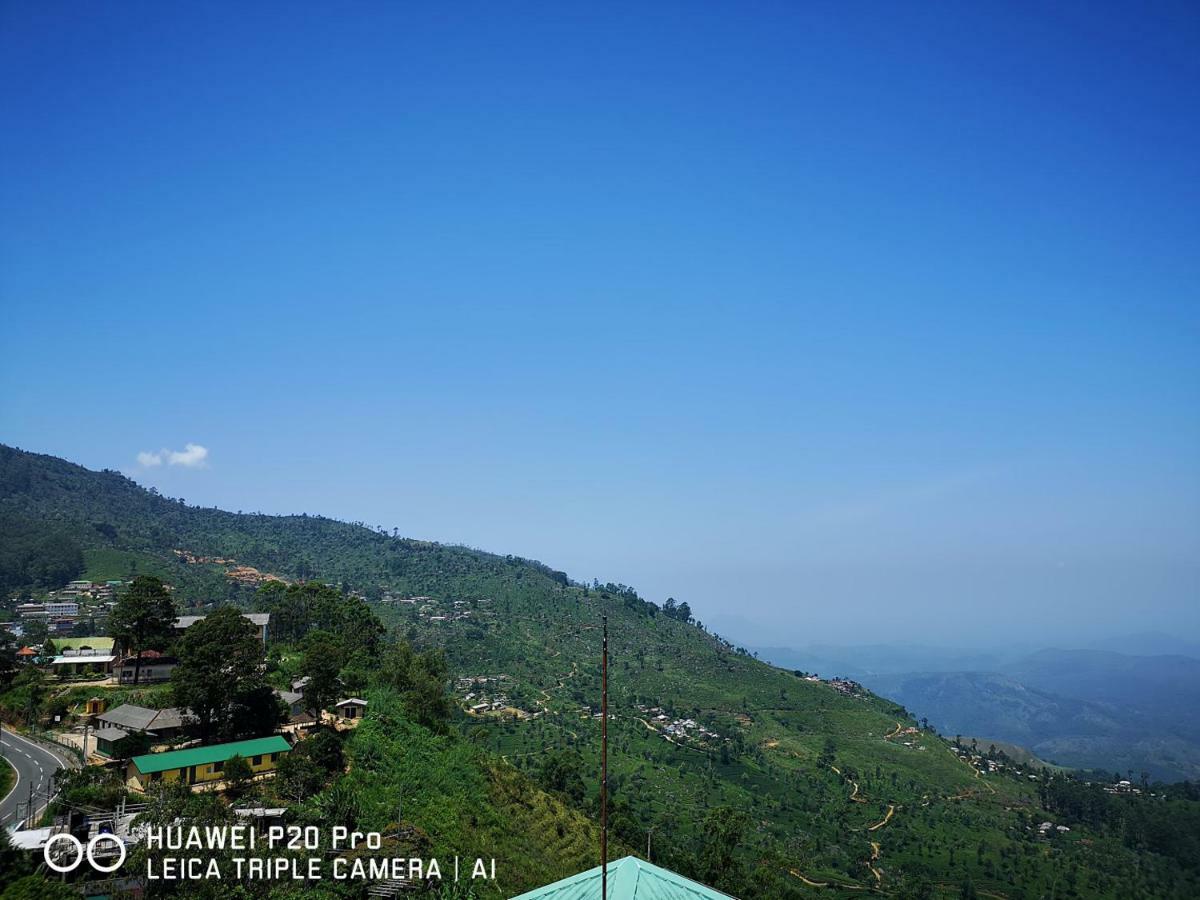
[3,5,1197,649]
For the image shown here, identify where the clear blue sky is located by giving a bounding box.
[2,2,1197,647]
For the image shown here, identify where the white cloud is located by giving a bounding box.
[167,443,209,467]
[136,443,210,469]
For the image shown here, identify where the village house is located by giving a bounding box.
[97,704,188,741]
[272,688,315,728]
[126,735,292,791]
[333,698,368,720]
[93,726,141,759]
[44,636,116,677]
[115,650,178,684]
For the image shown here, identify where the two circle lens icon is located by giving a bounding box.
[44,832,126,873]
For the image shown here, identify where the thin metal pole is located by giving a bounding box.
[601,615,608,900]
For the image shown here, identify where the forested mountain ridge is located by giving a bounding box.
[1,443,558,598]
[3,444,1199,898]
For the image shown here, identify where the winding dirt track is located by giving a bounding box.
[829,764,866,803]
[785,869,869,892]
[867,804,895,831]
[790,762,898,890]
[788,869,828,887]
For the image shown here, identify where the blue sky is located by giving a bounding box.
[2,2,1197,646]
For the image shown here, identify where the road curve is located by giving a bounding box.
[1,729,74,828]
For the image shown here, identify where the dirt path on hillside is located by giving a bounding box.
[867,804,895,831]
[829,765,866,803]
[826,760,895,888]
[863,840,883,884]
[849,779,864,802]
[787,869,828,888]
[945,745,998,795]
[534,661,579,708]
[785,868,869,891]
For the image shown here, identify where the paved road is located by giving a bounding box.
[1,729,73,828]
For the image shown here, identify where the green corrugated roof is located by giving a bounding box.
[131,736,290,774]
[510,857,736,900]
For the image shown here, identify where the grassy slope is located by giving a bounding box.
[332,691,624,897]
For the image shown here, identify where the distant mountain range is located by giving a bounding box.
[1085,632,1200,659]
[754,642,1200,782]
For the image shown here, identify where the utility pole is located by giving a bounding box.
[601,615,608,900]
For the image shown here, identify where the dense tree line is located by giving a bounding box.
[170,605,284,742]
[257,580,384,651]
[0,514,83,597]
[1040,773,1200,874]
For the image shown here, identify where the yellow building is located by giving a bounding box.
[126,735,291,791]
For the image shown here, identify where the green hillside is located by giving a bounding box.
[3,444,1199,898]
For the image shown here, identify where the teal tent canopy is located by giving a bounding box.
[510,856,736,899]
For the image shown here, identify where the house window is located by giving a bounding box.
[212,761,224,774]
[270,753,278,762]
[252,755,262,766]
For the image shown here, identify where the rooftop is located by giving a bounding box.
[131,735,291,774]
[98,704,186,733]
[510,856,735,900]
[50,654,116,665]
[176,612,270,629]
[93,726,133,741]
